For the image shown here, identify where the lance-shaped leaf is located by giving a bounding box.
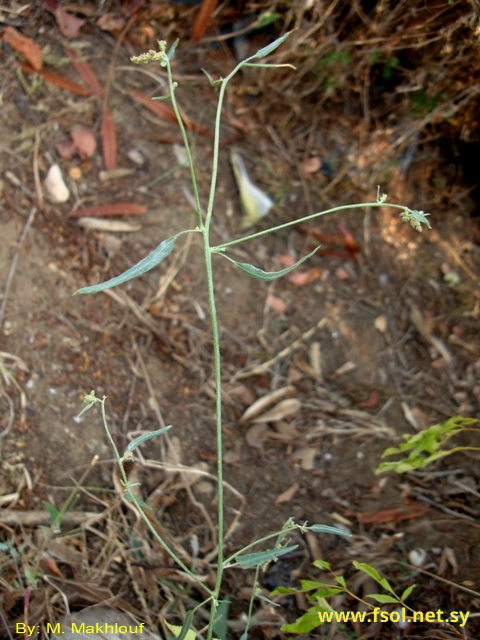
[220,247,320,281]
[250,32,290,60]
[73,234,179,295]
[235,544,298,569]
[126,426,172,453]
[306,524,352,538]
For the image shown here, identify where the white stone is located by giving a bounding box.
[44,164,70,203]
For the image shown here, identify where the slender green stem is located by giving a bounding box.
[165,60,204,229]
[99,398,213,598]
[212,202,409,251]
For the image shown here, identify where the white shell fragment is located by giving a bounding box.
[409,548,427,567]
[44,164,70,203]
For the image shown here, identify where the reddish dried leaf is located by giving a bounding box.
[55,7,85,39]
[96,13,126,32]
[56,140,77,159]
[69,204,147,218]
[192,0,219,42]
[65,49,104,98]
[275,482,300,505]
[358,503,428,524]
[277,254,296,267]
[70,125,96,160]
[266,295,287,314]
[17,62,92,96]
[359,390,381,408]
[338,224,361,253]
[130,90,209,135]
[302,157,321,175]
[101,108,117,171]
[4,27,43,70]
[288,267,324,287]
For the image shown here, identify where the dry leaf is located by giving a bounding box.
[245,423,268,449]
[275,482,299,505]
[253,398,301,423]
[302,157,321,175]
[358,503,428,524]
[239,386,296,423]
[96,13,126,32]
[101,108,117,171]
[269,421,298,441]
[77,218,141,232]
[335,266,350,280]
[334,361,356,376]
[130,90,209,135]
[288,267,324,287]
[65,49,104,97]
[56,140,77,160]
[69,203,147,218]
[292,447,317,470]
[99,168,135,182]
[17,62,92,96]
[266,295,287,314]
[55,7,86,39]
[359,390,380,408]
[4,27,43,70]
[70,125,96,160]
[192,0,219,42]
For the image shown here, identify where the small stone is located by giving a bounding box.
[44,164,70,203]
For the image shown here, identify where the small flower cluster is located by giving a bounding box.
[400,208,431,232]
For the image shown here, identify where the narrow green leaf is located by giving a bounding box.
[257,594,280,607]
[126,426,172,453]
[352,561,382,583]
[73,234,179,295]
[166,39,180,62]
[164,620,197,640]
[251,32,291,60]
[176,610,195,640]
[269,586,296,596]
[401,584,416,601]
[300,580,326,591]
[213,600,229,640]
[43,501,60,524]
[152,93,172,102]
[281,612,321,634]
[124,494,152,511]
[235,544,298,569]
[311,587,344,599]
[239,634,248,640]
[255,12,281,29]
[313,559,331,571]
[334,575,346,589]
[221,246,319,281]
[308,524,352,538]
[368,593,399,604]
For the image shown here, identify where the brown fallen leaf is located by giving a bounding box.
[266,294,287,314]
[131,90,209,135]
[4,27,43,70]
[302,157,321,175]
[70,125,96,160]
[192,0,219,42]
[65,49,104,98]
[245,423,268,449]
[55,6,85,38]
[288,267,324,287]
[275,482,300,505]
[358,503,428,524]
[96,13,126,32]
[69,204,147,217]
[17,62,92,96]
[56,140,77,160]
[253,398,301,424]
[101,108,117,171]
[240,386,296,423]
[292,447,317,470]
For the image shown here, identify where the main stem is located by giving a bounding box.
[203,236,225,640]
